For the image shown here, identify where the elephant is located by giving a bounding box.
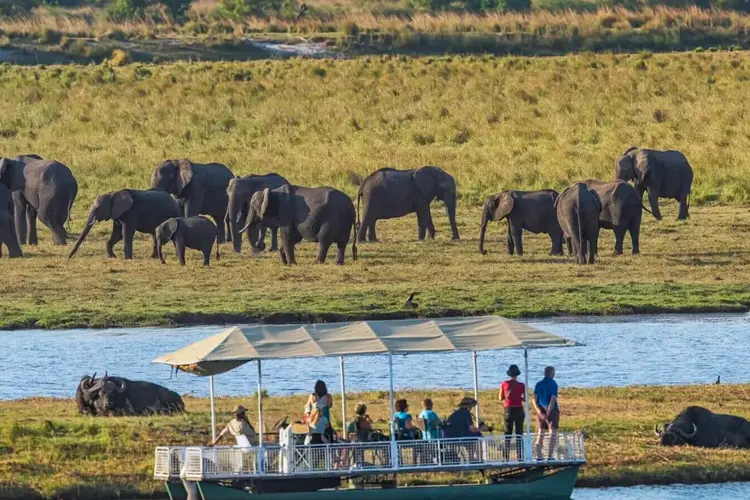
[555,182,602,265]
[151,159,234,243]
[615,147,693,221]
[584,179,650,255]
[0,154,77,245]
[357,166,459,242]
[0,183,22,258]
[241,184,357,265]
[655,406,750,448]
[76,373,185,416]
[226,173,289,254]
[478,190,563,256]
[69,188,182,260]
[156,216,219,266]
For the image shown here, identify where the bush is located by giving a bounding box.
[107,0,192,19]
[0,0,38,16]
[160,0,192,18]
[219,0,297,18]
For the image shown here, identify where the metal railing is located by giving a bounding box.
[155,432,585,481]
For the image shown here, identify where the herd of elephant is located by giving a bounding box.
[0,146,694,265]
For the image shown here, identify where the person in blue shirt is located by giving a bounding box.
[533,366,560,460]
[418,398,441,440]
[393,398,416,440]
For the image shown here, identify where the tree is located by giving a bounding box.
[161,0,192,18]
[220,0,297,18]
[0,0,38,16]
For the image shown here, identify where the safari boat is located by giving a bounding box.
[151,316,586,499]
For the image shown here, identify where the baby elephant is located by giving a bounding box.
[156,216,218,266]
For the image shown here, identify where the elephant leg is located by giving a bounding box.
[26,205,38,245]
[588,229,599,264]
[506,224,515,255]
[566,237,573,256]
[630,217,641,255]
[317,241,332,264]
[549,232,563,256]
[150,234,159,259]
[612,227,625,255]
[279,247,289,265]
[416,206,430,241]
[107,221,123,258]
[647,189,662,221]
[122,223,136,260]
[357,208,371,243]
[576,238,586,265]
[175,239,186,266]
[425,210,436,239]
[511,226,523,256]
[13,193,27,245]
[270,227,278,252]
[677,193,689,220]
[336,242,347,265]
[368,221,378,242]
[203,247,211,266]
[287,244,297,265]
[213,214,226,244]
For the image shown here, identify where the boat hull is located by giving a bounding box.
[166,465,580,500]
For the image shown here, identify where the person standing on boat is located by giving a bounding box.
[304,380,333,445]
[210,405,257,448]
[533,366,559,460]
[500,364,526,460]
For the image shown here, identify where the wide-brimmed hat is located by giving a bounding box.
[459,396,477,408]
[507,364,521,377]
[233,405,247,416]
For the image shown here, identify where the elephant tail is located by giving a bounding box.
[66,196,75,229]
[641,204,655,217]
[577,198,584,263]
[356,188,362,234]
[351,218,358,262]
[216,231,220,261]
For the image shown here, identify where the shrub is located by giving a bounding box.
[219,0,297,18]
[0,0,37,16]
[109,48,131,66]
[38,29,63,45]
[161,0,192,18]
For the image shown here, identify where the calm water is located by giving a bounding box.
[0,313,748,400]
[575,482,750,499]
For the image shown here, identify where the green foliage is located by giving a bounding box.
[160,0,192,18]
[106,0,192,19]
[219,0,297,18]
[0,0,38,16]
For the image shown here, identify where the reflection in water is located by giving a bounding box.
[575,481,750,499]
[0,313,748,400]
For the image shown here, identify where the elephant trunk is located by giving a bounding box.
[479,209,491,255]
[68,211,97,259]
[226,200,243,253]
[445,194,459,240]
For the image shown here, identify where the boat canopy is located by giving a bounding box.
[153,316,580,376]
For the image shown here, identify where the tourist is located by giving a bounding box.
[393,398,416,440]
[210,405,257,448]
[347,402,373,442]
[304,380,333,444]
[418,398,441,440]
[533,366,560,460]
[443,397,483,438]
[500,364,526,436]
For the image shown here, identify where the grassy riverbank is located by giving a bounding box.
[5,7,750,60]
[2,55,750,328]
[2,384,750,498]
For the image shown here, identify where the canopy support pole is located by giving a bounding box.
[339,356,347,435]
[257,359,265,475]
[472,351,480,423]
[209,375,217,443]
[523,348,532,463]
[388,354,398,471]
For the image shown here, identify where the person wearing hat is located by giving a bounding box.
[499,364,526,437]
[443,397,483,439]
[211,405,257,448]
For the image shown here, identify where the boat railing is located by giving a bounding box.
[155,432,585,481]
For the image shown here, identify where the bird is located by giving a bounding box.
[715,375,721,385]
[403,292,418,309]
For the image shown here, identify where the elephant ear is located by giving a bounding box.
[259,188,272,220]
[412,167,437,201]
[160,218,179,242]
[176,159,194,195]
[634,151,651,184]
[111,190,134,219]
[494,192,514,221]
[0,158,9,184]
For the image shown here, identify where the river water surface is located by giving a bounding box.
[575,481,750,499]
[1,313,748,400]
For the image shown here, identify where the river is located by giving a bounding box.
[576,481,750,499]
[1,313,748,400]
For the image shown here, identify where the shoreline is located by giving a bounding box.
[1,303,749,331]
[2,385,750,498]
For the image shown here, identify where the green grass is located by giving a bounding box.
[2,54,750,328]
[2,385,750,498]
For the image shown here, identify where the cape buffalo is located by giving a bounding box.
[655,406,750,448]
[76,373,185,416]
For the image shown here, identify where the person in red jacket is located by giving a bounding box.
[499,364,526,460]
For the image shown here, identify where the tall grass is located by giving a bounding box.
[2,386,750,498]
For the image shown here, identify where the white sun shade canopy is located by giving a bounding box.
[153,316,580,376]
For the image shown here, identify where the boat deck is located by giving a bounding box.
[155,432,585,482]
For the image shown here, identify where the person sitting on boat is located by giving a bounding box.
[418,398,441,440]
[442,397,487,438]
[393,398,417,440]
[347,402,373,442]
[210,405,257,448]
[304,380,334,445]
